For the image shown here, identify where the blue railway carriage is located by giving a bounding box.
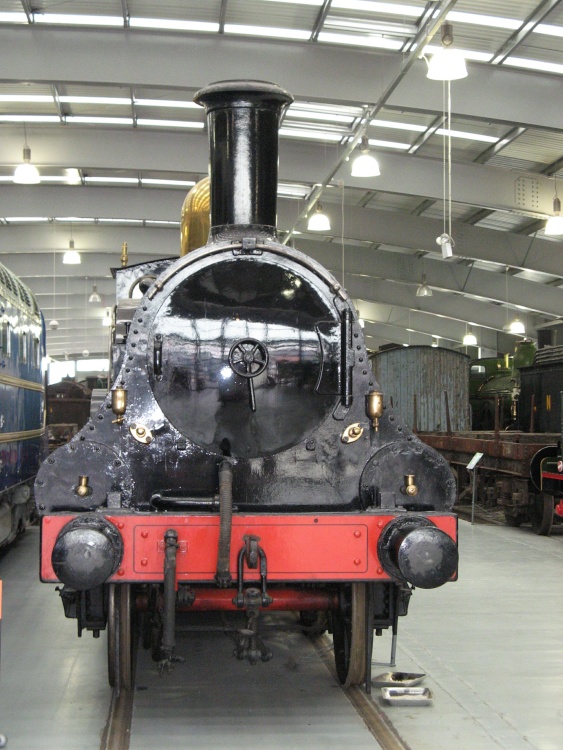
[0,261,46,547]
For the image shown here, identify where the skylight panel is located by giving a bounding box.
[0,12,27,23]
[134,99,200,109]
[367,138,410,150]
[435,129,498,143]
[0,115,60,123]
[33,14,122,27]
[224,25,311,40]
[0,95,54,103]
[279,127,342,142]
[59,96,131,106]
[136,119,204,129]
[129,18,219,32]
[286,108,357,125]
[141,179,196,187]
[502,57,563,75]
[370,119,427,132]
[65,116,134,125]
[317,32,404,50]
[330,1,422,17]
[446,11,522,31]
[534,24,563,38]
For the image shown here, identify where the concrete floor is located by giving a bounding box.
[0,520,562,749]
[374,521,563,750]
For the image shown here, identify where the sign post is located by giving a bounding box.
[467,453,484,525]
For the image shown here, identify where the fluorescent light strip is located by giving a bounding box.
[98,218,143,224]
[279,127,343,142]
[33,13,123,26]
[54,217,96,223]
[4,217,50,223]
[370,119,426,132]
[136,119,204,129]
[262,0,323,5]
[141,179,196,187]
[224,24,311,40]
[503,57,563,75]
[85,177,139,184]
[286,108,356,124]
[145,220,181,226]
[66,116,133,125]
[33,176,74,183]
[534,23,563,38]
[0,12,27,22]
[59,96,131,105]
[435,128,498,143]
[0,115,60,123]
[317,32,403,50]
[323,18,417,35]
[134,99,200,109]
[367,138,410,150]
[330,1,421,16]
[0,95,54,103]
[130,18,218,32]
[446,11,521,30]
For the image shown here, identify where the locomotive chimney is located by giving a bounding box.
[194,80,293,240]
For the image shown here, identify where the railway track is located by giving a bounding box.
[100,615,411,750]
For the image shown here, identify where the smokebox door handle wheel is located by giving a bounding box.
[229,338,269,412]
[332,583,367,688]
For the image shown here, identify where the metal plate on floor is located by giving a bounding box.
[381,687,433,706]
[372,672,425,688]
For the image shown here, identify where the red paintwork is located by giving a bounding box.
[40,512,457,584]
[172,588,340,611]
[555,501,563,518]
[542,472,563,481]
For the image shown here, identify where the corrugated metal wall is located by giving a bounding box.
[370,346,471,432]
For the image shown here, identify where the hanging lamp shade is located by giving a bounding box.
[13,145,40,184]
[509,317,525,335]
[462,331,477,346]
[427,22,468,81]
[545,196,563,236]
[88,284,102,304]
[63,239,81,265]
[416,274,432,297]
[351,136,380,178]
[427,48,468,81]
[307,203,331,232]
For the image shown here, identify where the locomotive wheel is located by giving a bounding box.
[530,493,554,536]
[107,583,135,690]
[331,583,367,688]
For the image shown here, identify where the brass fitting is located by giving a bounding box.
[75,475,92,497]
[403,474,418,497]
[365,390,384,431]
[120,241,129,268]
[111,388,127,424]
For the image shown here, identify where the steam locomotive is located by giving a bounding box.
[35,80,458,692]
[0,261,46,548]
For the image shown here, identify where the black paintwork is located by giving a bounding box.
[35,80,456,528]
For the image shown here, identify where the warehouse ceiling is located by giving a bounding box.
[0,0,562,359]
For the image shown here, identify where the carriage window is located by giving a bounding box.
[470,365,486,376]
[0,319,10,356]
[33,336,41,367]
[20,331,28,364]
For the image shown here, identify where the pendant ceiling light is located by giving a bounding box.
[63,238,81,265]
[351,136,380,178]
[13,125,40,184]
[88,284,102,304]
[509,317,526,335]
[416,273,432,297]
[427,23,468,81]
[462,326,477,347]
[545,193,563,236]
[307,203,331,232]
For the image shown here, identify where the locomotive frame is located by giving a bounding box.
[35,80,458,692]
